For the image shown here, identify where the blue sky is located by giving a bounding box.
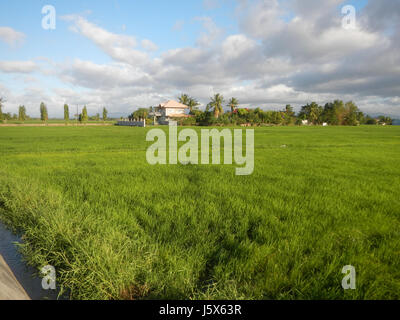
[0,0,368,57]
[0,0,399,118]
[0,0,370,65]
[0,0,239,117]
[0,0,238,62]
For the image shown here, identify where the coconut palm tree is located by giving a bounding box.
[309,102,322,125]
[187,97,200,114]
[210,93,224,118]
[179,94,200,114]
[227,97,239,113]
[178,94,190,106]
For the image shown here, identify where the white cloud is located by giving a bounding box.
[59,59,150,89]
[61,15,148,66]
[238,0,285,39]
[54,5,400,117]
[0,61,37,73]
[0,27,25,46]
[195,16,223,47]
[141,39,158,52]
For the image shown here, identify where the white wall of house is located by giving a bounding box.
[165,108,185,116]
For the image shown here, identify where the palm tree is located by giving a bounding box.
[178,94,190,106]
[309,102,322,125]
[227,97,239,113]
[179,94,200,114]
[187,97,200,114]
[210,93,224,118]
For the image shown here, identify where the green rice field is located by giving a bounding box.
[0,125,399,299]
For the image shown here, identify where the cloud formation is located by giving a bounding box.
[0,27,25,46]
[0,61,37,73]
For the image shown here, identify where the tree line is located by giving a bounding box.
[0,99,108,123]
[143,94,392,126]
[65,105,108,122]
[0,95,394,126]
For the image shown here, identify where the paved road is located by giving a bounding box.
[0,254,30,300]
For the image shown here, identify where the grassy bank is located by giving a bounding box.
[0,125,399,299]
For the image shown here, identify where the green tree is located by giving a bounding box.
[227,97,239,113]
[129,108,149,121]
[236,108,249,118]
[179,94,199,114]
[299,102,323,125]
[3,112,11,120]
[0,97,4,121]
[18,105,27,121]
[271,111,283,125]
[40,102,48,122]
[187,97,200,114]
[310,102,323,124]
[81,106,88,122]
[210,93,224,118]
[64,104,69,122]
[364,115,376,125]
[178,94,190,106]
[103,107,108,121]
[343,101,360,126]
[283,104,295,125]
[357,111,365,125]
[378,116,393,125]
[322,100,345,125]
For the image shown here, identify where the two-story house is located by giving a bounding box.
[153,100,190,124]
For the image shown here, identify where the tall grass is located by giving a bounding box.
[0,125,399,299]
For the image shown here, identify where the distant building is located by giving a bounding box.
[151,100,190,125]
[301,120,309,125]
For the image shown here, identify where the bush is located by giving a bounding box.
[180,117,196,126]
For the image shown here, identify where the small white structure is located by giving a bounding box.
[323,122,328,126]
[302,120,309,125]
